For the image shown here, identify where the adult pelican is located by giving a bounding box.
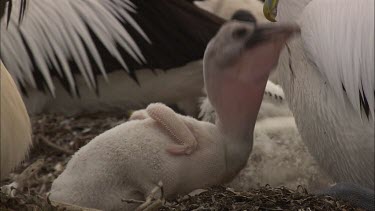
[264,0,374,209]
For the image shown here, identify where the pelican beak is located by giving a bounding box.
[245,23,300,48]
[263,0,279,22]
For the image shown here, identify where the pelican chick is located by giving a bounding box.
[49,21,299,210]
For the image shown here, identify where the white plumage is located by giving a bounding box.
[200,81,332,191]
[301,0,374,119]
[1,0,224,116]
[195,0,267,22]
[48,21,299,210]
[271,0,374,188]
[197,1,332,190]
[2,0,146,95]
[230,116,332,191]
[0,62,32,180]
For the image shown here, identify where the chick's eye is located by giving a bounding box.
[232,27,247,39]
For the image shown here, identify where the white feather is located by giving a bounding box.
[300,0,374,119]
[0,62,32,180]
[1,0,148,95]
[199,81,331,191]
[195,0,267,22]
[275,0,374,188]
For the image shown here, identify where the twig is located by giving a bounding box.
[50,199,103,211]
[38,135,74,155]
[44,193,103,211]
[122,198,145,204]
[16,158,45,183]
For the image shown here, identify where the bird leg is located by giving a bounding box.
[146,103,198,155]
[136,181,164,211]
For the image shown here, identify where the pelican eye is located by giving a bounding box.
[232,27,248,39]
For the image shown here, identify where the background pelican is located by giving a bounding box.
[1,0,224,116]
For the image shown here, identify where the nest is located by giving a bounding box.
[0,113,364,211]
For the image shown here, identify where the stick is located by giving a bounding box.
[38,135,74,155]
[50,199,103,211]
